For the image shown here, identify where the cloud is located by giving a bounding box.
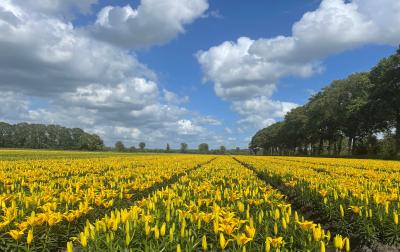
[114,127,141,139]
[0,0,228,148]
[0,91,31,122]
[0,2,154,96]
[202,9,223,19]
[197,0,400,130]
[232,97,298,129]
[12,0,97,17]
[91,0,209,48]
[176,119,204,135]
[163,89,189,104]
[61,79,159,109]
[194,116,222,126]
[225,127,233,134]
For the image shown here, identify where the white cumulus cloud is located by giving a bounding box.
[197,0,400,130]
[0,0,226,148]
[91,0,209,48]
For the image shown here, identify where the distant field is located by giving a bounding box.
[0,150,399,251]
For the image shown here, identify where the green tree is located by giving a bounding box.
[166,143,170,152]
[369,48,400,156]
[219,145,226,154]
[139,142,146,151]
[115,141,125,152]
[198,143,209,153]
[0,121,104,150]
[180,143,188,153]
[378,133,397,158]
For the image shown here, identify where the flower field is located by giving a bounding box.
[0,151,399,251]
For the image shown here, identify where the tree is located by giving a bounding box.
[331,73,373,155]
[219,146,226,154]
[282,106,309,155]
[198,143,209,153]
[378,133,397,158]
[248,47,400,159]
[129,146,137,152]
[180,143,188,153]
[0,121,104,150]
[139,142,146,151]
[369,49,400,156]
[115,141,125,152]
[166,143,170,152]
[236,147,240,153]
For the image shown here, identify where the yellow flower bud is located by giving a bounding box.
[154,225,160,240]
[27,229,33,245]
[274,209,280,220]
[125,231,131,246]
[169,227,174,242]
[161,222,166,236]
[320,241,326,252]
[220,233,229,250]
[282,218,287,230]
[202,235,207,251]
[345,238,350,252]
[238,202,245,213]
[340,205,344,218]
[67,241,73,252]
[265,238,271,252]
[79,232,87,248]
[145,223,151,237]
[274,222,278,236]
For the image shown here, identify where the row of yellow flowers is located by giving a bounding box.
[0,155,212,251]
[67,157,347,251]
[236,156,400,247]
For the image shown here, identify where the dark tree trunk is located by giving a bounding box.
[327,138,332,156]
[347,137,352,155]
[338,136,343,156]
[352,138,356,155]
[318,138,324,155]
[333,141,337,156]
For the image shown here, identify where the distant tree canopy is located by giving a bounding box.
[0,122,104,150]
[198,143,209,153]
[250,48,400,158]
[139,142,146,150]
[115,141,126,152]
[180,143,188,153]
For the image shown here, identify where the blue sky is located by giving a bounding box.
[0,0,399,149]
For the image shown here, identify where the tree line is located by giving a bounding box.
[250,47,400,158]
[0,122,104,150]
[113,141,248,155]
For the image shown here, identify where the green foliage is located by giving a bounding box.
[115,141,126,152]
[180,143,188,153]
[369,50,400,156]
[198,143,209,153]
[378,134,397,158]
[0,122,104,151]
[139,142,146,150]
[250,48,400,158]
